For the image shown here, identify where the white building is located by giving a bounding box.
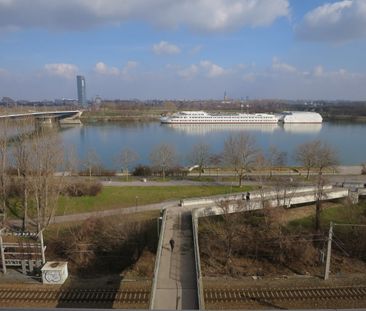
[279,111,323,123]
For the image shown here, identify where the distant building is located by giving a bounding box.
[76,75,87,106]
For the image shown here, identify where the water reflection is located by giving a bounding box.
[280,123,322,134]
[164,123,279,135]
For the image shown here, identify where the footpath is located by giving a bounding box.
[153,207,198,310]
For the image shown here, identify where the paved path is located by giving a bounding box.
[153,207,198,310]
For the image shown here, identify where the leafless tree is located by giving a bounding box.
[294,140,318,179]
[296,140,338,232]
[0,119,9,225]
[223,133,258,187]
[149,143,176,180]
[30,128,65,232]
[12,128,33,231]
[312,141,338,232]
[116,148,139,181]
[267,145,287,178]
[83,148,101,180]
[187,141,210,178]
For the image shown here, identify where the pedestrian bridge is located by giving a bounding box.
[151,185,353,310]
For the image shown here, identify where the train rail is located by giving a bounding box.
[0,288,150,305]
[205,286,366,305]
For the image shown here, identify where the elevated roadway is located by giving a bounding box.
[0,110,82,123]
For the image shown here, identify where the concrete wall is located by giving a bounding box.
[191,209,205,310]
[149,210,167,310]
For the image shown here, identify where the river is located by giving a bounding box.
[59,121,366,169]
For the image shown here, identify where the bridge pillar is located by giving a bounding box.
[35,117,55,128]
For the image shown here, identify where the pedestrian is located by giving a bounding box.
[246,192,250,200]
[169,238,175,252]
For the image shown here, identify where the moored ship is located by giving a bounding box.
[160,111,279,124]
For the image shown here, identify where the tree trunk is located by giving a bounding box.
[22,186,28,231]
[315,199,321,233]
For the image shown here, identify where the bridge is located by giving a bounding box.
[150,185,357,310]
[0,110,83,124]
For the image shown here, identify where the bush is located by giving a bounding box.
[63,181,102,197]
[132,165,152,177]
[361,163,366,175]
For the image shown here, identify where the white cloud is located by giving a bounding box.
[153,41,180,55]
[0,0,289,33]
[177,65,199,79]
[272,57,297,73]
[121,61,138,80]
[313,65,324,77]
[94,62,120,75]
[44,63,78,79]
[200,60,227,78]
[296,0,366,42]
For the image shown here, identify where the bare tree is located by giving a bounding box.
[187,142,210,178]
[267,145,287,178]
[294,141,318,179]
[149,143,176,181]
[83,148,101,180]
[116,148,139,181]
[12,131,33,231]
[312,141,338,233]
[30,128,65,231]
[0,119,9,225]
[223,133,258,187]
[296,140,338,232]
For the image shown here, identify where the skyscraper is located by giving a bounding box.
[76,75,87,106]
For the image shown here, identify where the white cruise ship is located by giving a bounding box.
[160,111,279,124]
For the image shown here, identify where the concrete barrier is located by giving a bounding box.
[181,185,334,207]
[149,209,167,310]
[191,209,205,310]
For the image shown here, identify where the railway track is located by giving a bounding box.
[0,288,150,305]
[205,286,366,305]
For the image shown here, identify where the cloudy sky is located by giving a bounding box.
[1,0,366,101]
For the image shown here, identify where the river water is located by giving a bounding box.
[59,121,366,169]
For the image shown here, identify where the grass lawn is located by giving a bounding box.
[287,201,366,231]
[57,185,251,215]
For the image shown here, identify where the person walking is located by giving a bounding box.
[169,238,175,252]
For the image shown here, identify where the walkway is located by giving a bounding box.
[153,207,198,310]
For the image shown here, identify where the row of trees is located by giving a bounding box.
[109,133,338,186]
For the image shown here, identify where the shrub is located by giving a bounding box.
[64,181,102,197]
[132,165,152,176]
[361,163,366,175]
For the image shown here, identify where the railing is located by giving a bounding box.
[149,209,167,310]
[191,209,205,310]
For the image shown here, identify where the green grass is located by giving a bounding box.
[288,201,366,231]
[57,185,251,215]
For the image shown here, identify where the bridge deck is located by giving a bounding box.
[153,208,198,310]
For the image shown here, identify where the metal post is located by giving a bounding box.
[0,231,6,274]
[324,221,333,280]
[39,230,46,265]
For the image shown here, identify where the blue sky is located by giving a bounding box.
[1,0,366,100]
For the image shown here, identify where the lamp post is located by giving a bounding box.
[135,195,139,212]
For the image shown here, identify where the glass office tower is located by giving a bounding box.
[76,75,87,106]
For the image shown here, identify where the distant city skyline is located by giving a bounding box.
[1,0,366,101]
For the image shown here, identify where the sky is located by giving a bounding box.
[1,0,366,101]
